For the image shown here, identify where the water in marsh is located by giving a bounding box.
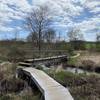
[66,67,88,74]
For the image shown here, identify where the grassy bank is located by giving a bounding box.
[0,62,41,100]
[67,51,100,73]
[46,69,100,100]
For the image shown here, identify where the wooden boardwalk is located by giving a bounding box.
[25,55,67,62]
[19,55,68,67]
[21,67,74,100]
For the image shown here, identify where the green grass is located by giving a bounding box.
[67,57,78,66]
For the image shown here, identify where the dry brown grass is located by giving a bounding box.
[0,61,41,100]
[70,75,100,100]
[76,51,100,67]
[48,70,100,100]
[0,62,16,79]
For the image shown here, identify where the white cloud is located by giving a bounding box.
[74,16,100,33]
[0,25,14,32]
[84,0,100,8]
[0,0,33,32]
[1,0,32,12]
[82,0,100,13]
[0,0,100,41]
[52,0,83,16]
[90,7,100,13]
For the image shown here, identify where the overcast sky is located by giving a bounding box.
[0,0,100,41]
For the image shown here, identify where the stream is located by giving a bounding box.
[39,64,100,75]
[66,67,89,74]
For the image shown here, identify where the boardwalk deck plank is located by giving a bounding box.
[23,67,74,100]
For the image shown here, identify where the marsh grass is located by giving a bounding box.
[47,70,100,100]
[0,62,41,100]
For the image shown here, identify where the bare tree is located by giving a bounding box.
[44,28,56,49]
[96,33,100,51]
[67,28,85,50]
[14,30,19,41]
[27,32,38,47]
[26,5,52,56]
[44,28,55,43]
[68,28,83,41]
[96,33,100,41]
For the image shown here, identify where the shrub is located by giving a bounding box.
[67,47,75,56]
[54,71,74,86]
[81,60,95,71]
[0,78,25,94]
[67,58,77,66]
[0,95,13,100]
[7,47,26,63]
[0,71,4,81]
[35,65,43,70]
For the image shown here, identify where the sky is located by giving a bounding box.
[0,0,100,41]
